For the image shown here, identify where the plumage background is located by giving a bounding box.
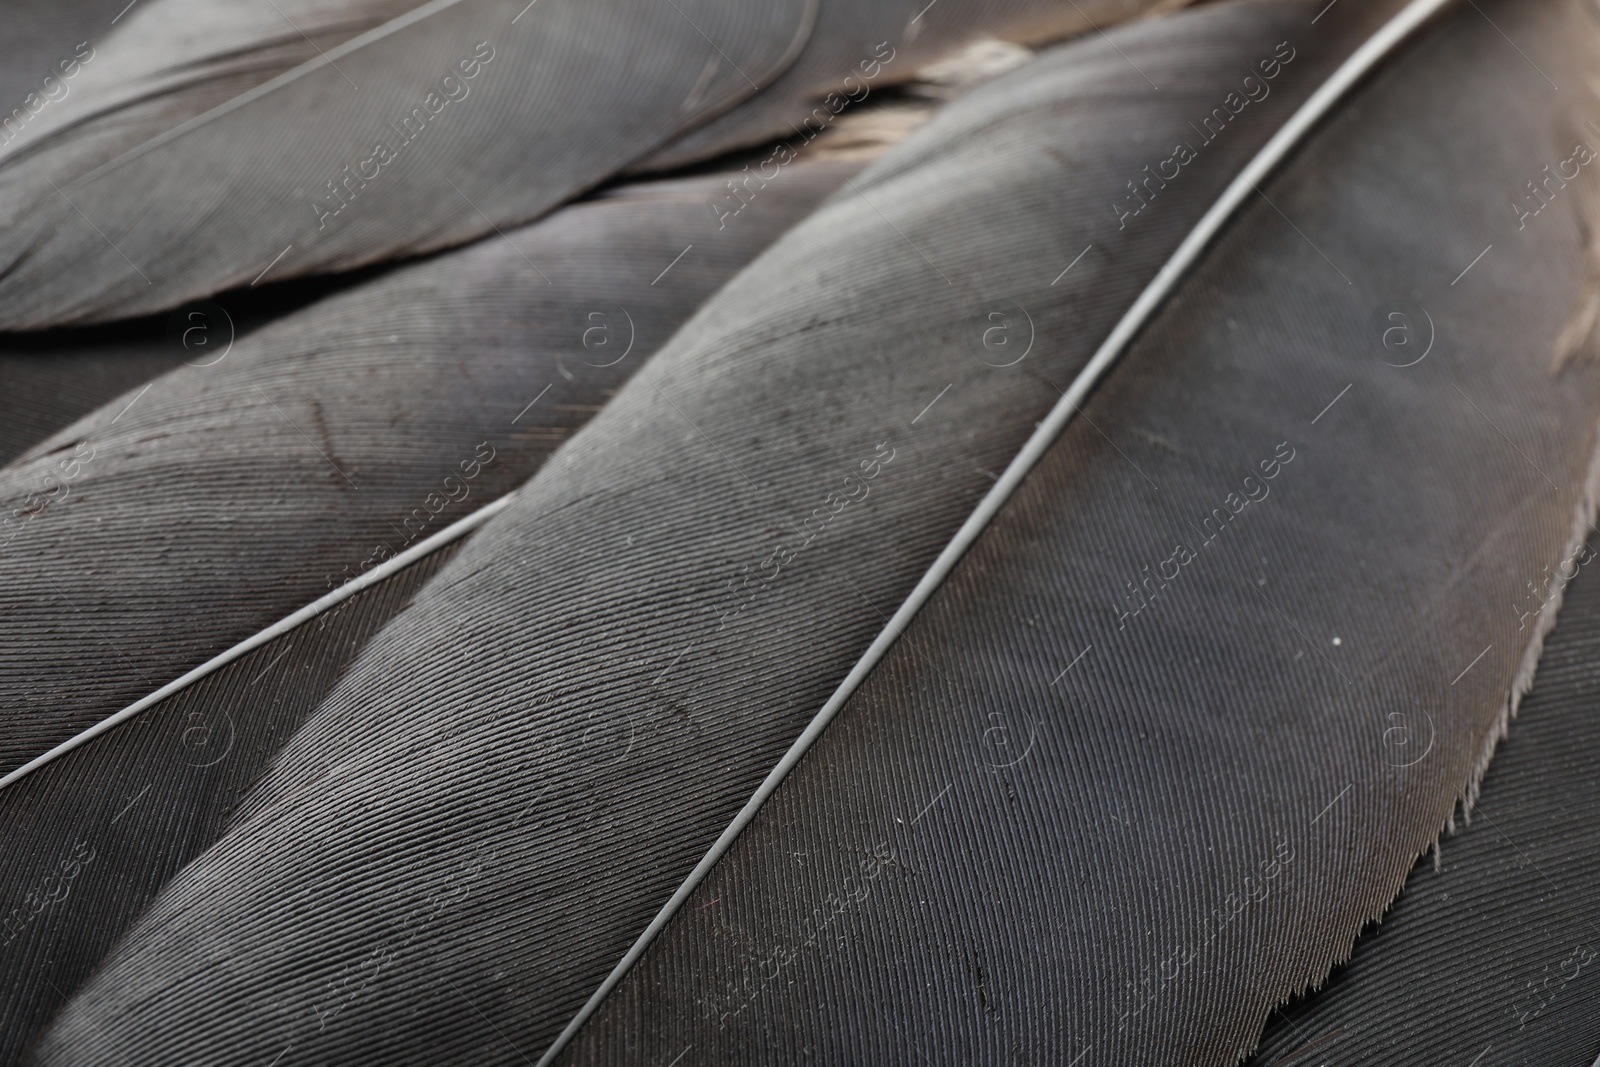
[2,0,1598,1064]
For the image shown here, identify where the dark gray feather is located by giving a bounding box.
[0,0,813,329]
[0,331,185,466]
[0,162,851,777]
[1245,529,1600,1064]
[0,1,111,117]
[0,0,421,191]
[634,0,1175,173]
[28,5,1426,1064]
[551,1,1600,1063]
[0,542,464,1064]
[0,0,1171,331]
[0,272,393,466]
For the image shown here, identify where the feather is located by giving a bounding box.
[0,160,853,778]
[0,0,1172,331]
[0,273,389,466]
[544,1,1600,1063]
[0,540,466,1064]
[29,4,1438,1064]
[0,0,422,181]
[0,1,110,123]
[0,330,185,466]
[0,0,815,329]
[0,14,1016,466]
[0,0,440,349]
[1245,535,1600,1064]
[633,0,1178,173]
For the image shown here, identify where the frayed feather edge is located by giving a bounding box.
[1235,335,1600,1067]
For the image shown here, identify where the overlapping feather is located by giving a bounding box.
[25,4,1434,1064]
[0,157,857,1063]
[0,0,1171,330]
[1247,531,1600,1063]
[555,1,1600,1063]
[0,161,852,776]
